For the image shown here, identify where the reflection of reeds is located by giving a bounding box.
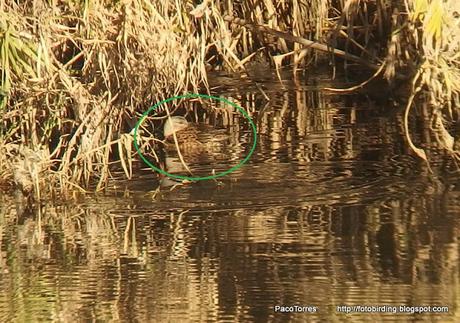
[0,181,458,320]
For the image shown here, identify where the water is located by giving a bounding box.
[0,70,459,322]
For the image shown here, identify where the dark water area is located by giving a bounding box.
[1,70,459,322]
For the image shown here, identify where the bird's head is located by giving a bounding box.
[163,116,189,138]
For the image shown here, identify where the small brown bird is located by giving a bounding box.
[163,116,229,151]
[161,116,229,180]
[163,116,202,150]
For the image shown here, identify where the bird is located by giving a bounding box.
[9,145,49,215]
[160,116,229,181]
[163,116,229,151]
[12,145,48,195]
[163,116,203,150]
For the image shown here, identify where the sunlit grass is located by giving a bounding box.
[402,0,460,159]
[0,0,459,198]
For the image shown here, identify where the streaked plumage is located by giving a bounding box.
[160,116,229,182]
[163,116,228,151]
[163,116,203,150]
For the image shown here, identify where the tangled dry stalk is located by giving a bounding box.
[0,0,459,199]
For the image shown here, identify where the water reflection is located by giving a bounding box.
[0,72,459,322]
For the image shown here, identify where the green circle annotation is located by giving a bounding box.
[133,93,257,181]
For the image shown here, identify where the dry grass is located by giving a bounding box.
[0,0,458,199]
[399,0,460,162]
[0,1,209,195]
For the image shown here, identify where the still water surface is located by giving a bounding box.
[0,71,459,322]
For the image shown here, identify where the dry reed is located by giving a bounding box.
[0,0,458,199]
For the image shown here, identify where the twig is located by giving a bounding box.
[323,62,386,93]
[164,107,193,176]
[403,70,432,172]
[224,15,380,71]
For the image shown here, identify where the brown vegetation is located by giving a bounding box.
[0,0,459,198]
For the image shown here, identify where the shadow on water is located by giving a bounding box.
[0,70,459,322]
